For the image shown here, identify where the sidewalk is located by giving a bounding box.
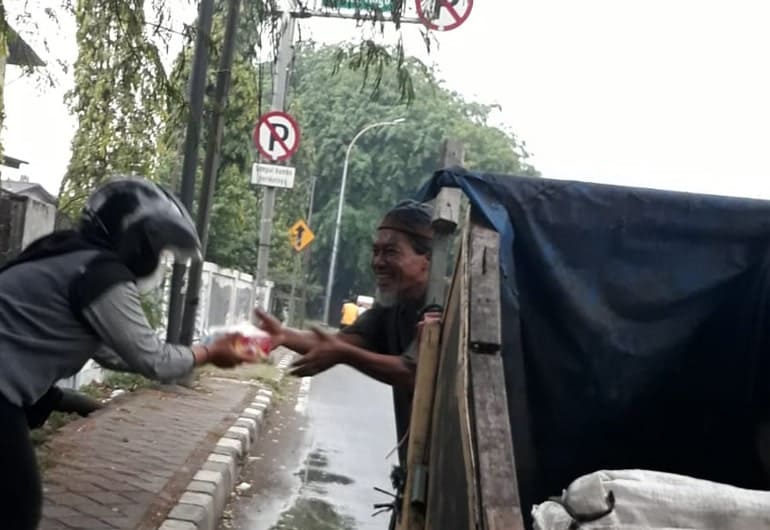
[37,359,288,530]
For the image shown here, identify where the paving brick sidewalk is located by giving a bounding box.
[39,377,258,530]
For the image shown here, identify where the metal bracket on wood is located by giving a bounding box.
[409,464,429,507]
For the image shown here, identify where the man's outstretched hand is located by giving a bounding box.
[290,327,347,378]
[254,308,285,350]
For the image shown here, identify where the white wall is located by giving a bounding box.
[21,197,56,249]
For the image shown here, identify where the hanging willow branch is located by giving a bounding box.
[57,0,172,216]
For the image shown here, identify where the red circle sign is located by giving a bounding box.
[253,111,301,162]
[416,0,473,31]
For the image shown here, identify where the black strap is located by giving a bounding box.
[69,255,136,326]
[418,303,443,320]
[0,230,107,274]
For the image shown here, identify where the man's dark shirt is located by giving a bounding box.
[340,300,421,464]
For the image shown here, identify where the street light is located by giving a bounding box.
[322,118,406,325]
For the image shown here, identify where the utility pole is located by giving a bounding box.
[179,0,243,345]
[254,13,296,309]
[165,0,215,344]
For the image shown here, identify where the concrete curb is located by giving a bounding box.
[158,353,294,530]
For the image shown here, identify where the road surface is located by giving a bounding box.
[220,365,399,529]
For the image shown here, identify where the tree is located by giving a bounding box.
[158,24,538,315]
[57,0,170,217]
[154,0,268,273]
[282,42,536,316]
[8,0,443,214]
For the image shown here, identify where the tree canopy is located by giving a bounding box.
[282,42,536,315]
[56,0,178,216]
[158,25,537,317]
[5,0,538,320]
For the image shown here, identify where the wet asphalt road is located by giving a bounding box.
[221,365,399,530]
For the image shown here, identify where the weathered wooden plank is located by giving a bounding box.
[425,180,463,309]
[479,221,539,515]
[486,507,525,530]
[424,241,470,530]
[456,211,480,530]
[439,138,466,168]
[431,187,462,231]
[470,353,524,530]
[402,233,464,530]
[400,321,441,530]
[468,224,502,353]
[467,222,524,530]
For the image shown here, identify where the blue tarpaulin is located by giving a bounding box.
[417,168,770,520]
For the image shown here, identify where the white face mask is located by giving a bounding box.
[136,250,172,294]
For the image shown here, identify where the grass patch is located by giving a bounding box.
[30,411,78,447]
[197,362,282,393]
[32,411,80,471]
[78,371,155,401]
[102,371,154,391]
[197,361,279,381]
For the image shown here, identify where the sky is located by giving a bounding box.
[5,0,770,200]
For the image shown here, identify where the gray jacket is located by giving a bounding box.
[0,249,193,407]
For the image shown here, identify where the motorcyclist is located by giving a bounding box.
[0,177,258,529]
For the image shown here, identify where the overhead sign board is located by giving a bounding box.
[321,0,393,10]
[289,219,315,252]
[253,111,300,162]
[251,163,296,189]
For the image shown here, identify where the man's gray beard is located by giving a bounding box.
[375,287,399,308]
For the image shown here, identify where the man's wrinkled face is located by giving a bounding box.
[371,228,430,304]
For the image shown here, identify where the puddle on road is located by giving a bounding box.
[270,450,359,529]
[305,450,329,468]
[268,497,356,530]
[295,451,355,487]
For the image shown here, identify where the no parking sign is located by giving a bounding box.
[253,111,301,162]
[416,0,473,31]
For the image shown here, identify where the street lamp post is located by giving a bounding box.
[322,118,405,325]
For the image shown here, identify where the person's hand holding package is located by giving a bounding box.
[193,332,264,368]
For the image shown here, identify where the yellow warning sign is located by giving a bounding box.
[289,219,315,252]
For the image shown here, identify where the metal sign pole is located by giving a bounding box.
[165,0,215,343]
[254,14,296,310]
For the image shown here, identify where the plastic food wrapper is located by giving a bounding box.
[202,322,272,361]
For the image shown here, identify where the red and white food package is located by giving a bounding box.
[229,323,272,361]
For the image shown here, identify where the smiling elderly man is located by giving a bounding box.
[256,200,440,458]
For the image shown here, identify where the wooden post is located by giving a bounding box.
[426,138,464,308]
[398,140,464,530]
[425,187,462,307]
[439,138,465,169]
[467,223,525,530]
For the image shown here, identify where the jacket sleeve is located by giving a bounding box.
[82,281,195,381]
[91,345,133,372]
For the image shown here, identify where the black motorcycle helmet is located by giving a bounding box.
[80,177,201,279]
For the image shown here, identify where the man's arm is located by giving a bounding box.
[91,345,134,372]
[257,307,415,388]
[83,282,199,381]
[282,327,323,355]
[339,340,415,389]
[289,329,415,389]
